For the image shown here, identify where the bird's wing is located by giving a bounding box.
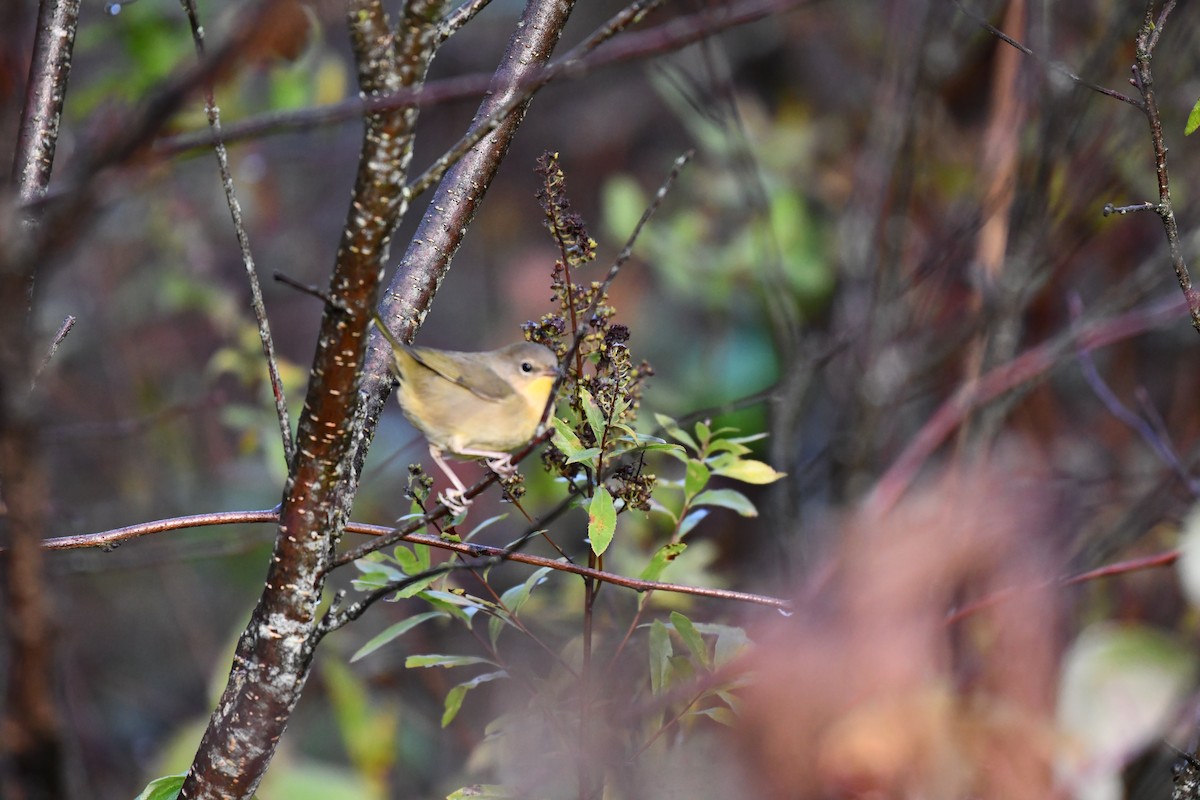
[404,346,514,402]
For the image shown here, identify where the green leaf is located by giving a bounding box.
[712,625,751,667]
[650,442,691,463]
[694,420,711,449]
[639,542,687,582]
[406,654,497,669]
[603,174,649,240]
[565,446,603,465]
[393,546,421,575]
[422,589,494,614]
[649,619,672,695]
[669,654,696,684]
[133,774,185,800]
[414,543,432,572]
[464,513,508,543]
[688,706,737,726]
[350,570,395,592]
[704,438,751,457]
[678,509,709,538]
[684,459,710,502]
[489,567,553,646]
[624,440,685,456]
[710,457,786,484]
[588,486,617,556]
[654,412,698,452]
[442,670,507,727]
[550,416,586,459]
[670,611,710,669]
[417,592,475,624]
[580,387,608,443]
[395,572,441,599]
[322,657,398,777]
[1188,97,1200,135]
[351,611,444,662]
[716,689,743,715]
[353,558,403,581]
[692,488,758,517]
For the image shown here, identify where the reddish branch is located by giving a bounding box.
[944,549,1180,626]
[870,293,1185,512]
[39,508,790,609]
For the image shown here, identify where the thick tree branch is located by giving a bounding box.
[11,0,80,204]
[1,0,82,794]
[177,1,446,796]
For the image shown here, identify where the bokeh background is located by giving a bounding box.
[7,0,1200,797]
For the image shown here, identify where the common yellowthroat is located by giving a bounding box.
[375,318,560,514]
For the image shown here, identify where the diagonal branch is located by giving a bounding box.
[869,292,1185,513]
[951,0,1140,108]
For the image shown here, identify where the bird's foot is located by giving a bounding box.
[484,454,518,479]
[437,488,471,517]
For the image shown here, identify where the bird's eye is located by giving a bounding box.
[521,361,534,373]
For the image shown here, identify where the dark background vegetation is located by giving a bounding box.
[6,0,1200,797]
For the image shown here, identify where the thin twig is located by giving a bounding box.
[273,271,351,313]
[36,508,790,609]
[154,0,796,159]
[40,508,282,551]
[179,0,295,465]
[944,549,1179,626]
[405,0,668,200]
[537,148,694,430]
[336,428,556,568]
[1145,0,1177,53]
[1102,201,1158,216]
[1069,293,1200,495]
[438,0,493,42]
[1126,0,1200,331]
[31,315,75,389]
[951,0,1141,108]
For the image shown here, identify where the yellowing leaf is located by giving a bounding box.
[712,458,785,484]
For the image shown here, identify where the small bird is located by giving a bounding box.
[376,319,560,514]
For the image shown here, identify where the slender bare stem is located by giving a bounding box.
[178,0,295,464]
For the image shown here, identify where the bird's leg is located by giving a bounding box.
[428,446,470,516]
[456,447,517,479]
